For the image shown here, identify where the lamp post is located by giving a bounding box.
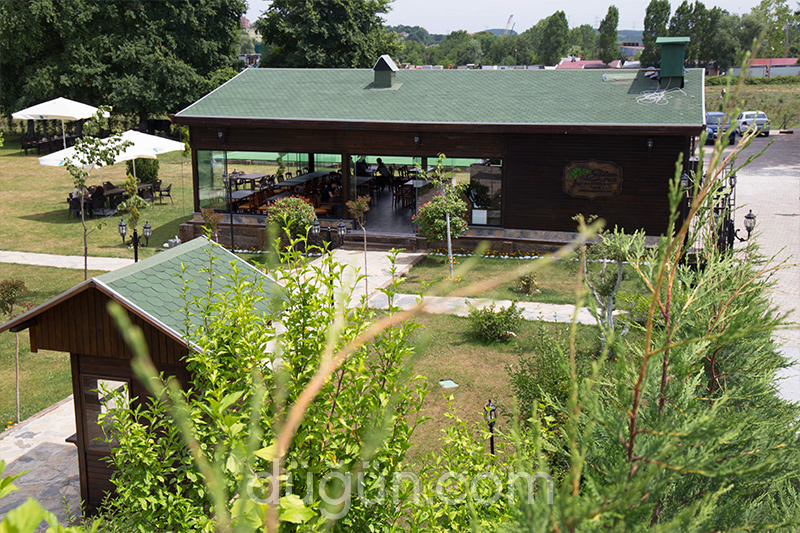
[337,220,347,247]
[142,221,152,247]
[118,219,141,263]
[485,399,497,455]
[222,173,234,251]
[311,219,321,249]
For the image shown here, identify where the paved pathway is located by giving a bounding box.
[0,133,797,522]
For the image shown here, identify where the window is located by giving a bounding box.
[466,160,502,226]
[83,377,129,452]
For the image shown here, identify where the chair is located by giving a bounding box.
[159,183,174,205]
[68,196,90,219]
[152,179,162,200]
[91,193,116,217]
[104,181,117,191]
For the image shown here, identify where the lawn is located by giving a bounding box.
[0,137,195,259]
[704,84,800,128]
[0,263,106,426]
[401,253,647,306]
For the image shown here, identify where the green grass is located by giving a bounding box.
[0,263,106,427]
[705,85,800,128]
[404,312,602,463]
[401,254,645,306]
[0,138,195,259]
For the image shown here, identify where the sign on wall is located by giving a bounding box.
[563,159,623,200]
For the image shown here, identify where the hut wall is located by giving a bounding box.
[502,133,690,235]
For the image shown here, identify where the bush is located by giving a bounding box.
[412,193,468,243]
[124,158,159,184]
[516,272,539,295]
[265,195,316,237]
[705,75,800,86]
[468,300,523,342]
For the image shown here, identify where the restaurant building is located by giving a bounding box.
[172,42,704,251]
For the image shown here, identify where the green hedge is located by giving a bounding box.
[706,75,800,86]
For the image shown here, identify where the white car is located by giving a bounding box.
[736,111,770,137]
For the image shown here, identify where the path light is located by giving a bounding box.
[118,219,127,243]
[736,210,756,242]
[311,219,321,248]
[485,399,497,455]
[142,221,152,247]
[337,220,347,246]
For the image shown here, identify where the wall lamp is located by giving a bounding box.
[414,133,420,150]
[218,129,225,144]
[735,210,756,242]
[647,137,654,157]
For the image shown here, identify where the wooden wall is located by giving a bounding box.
[503,133,690,235]
[30,286,188,365]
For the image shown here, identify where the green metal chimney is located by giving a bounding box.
[656,36,690,88]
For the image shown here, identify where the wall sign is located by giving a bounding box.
[563,159,623,200]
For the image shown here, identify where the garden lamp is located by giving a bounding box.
[337,220,347,246]
[311,219,321,247]
[486,399,497,455]
[736,210,756,242]
[142,221,152,247]
[118,219,127,243]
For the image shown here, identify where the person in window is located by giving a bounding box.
[355,156,368,176]
[376,158,391,179]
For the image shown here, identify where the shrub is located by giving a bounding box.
[265,195,315,237]
[413,193,468,243]
[516,272,539,295]
[124,158,159,184]
[468,300,523,342]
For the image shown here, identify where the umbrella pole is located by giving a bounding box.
[61,120,66,149]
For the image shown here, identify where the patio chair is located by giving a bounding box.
[158,183,174,205]
[152,180,162,202]
[91,193,116,217]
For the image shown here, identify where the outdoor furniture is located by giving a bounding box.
[91,193,117,217]
[159,183,173,205]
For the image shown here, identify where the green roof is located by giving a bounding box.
[176,68,705,127]
[96,236,283,339]
[656,37,691,44]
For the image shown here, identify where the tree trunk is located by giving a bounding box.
[81,202,89,280]
[446,212,454,278]
[362,226,369,301]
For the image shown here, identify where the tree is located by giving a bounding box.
[345,195,371,298]
[63,108,131,280]
[255,0,398,68]
[751,0,798,57]
[598,5,620,65]
[538,11,570,66]
[569,24,598,59]
[0,0,245,128]
[641,0,671,67]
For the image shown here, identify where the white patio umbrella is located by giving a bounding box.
[39,130,184,177]
[12,97,109,149]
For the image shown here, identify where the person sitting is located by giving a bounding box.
[376,158,391,179]
[355,156,368,176]
[321,182,340,202]
[72,185,89,198]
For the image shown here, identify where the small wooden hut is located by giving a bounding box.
[0,237,281,513]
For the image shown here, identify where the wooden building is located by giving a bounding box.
[172,46,704,251]
[0,237,281,513]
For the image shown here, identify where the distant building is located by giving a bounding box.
[730,58,799,77]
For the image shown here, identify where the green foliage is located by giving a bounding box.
[124,158,159,184]
[96,242,427,532]
[706,74,800,85]
[515,273,539,295]
[538,11,569,66]
[413,194,468,243]
[117,174,149,232]
[265,195,316,238]
[256,0,397,68]
[0,0,245,124]
[0,279,26,318]
[597,5,620,65]
[468,301,523,342]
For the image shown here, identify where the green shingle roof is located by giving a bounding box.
[96,237,283,339]
[176,68,705,127]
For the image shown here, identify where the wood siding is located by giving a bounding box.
[30,287,188,365]
[74,353,191,513]
[502,133,690,235]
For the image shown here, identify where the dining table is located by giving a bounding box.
[232,173,267,190]
[277,170,330,188]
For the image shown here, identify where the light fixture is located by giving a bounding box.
[217,129,225,144]
[337,220,347,245]
[311,219,321,248]
[118,219,127,242]
[680,171,689,189]
[485,399,497,455]
[142,221,152,247]
[414,134,420,150]
[735,209,756,242]
[728,173,737,189]
[647,137,654,156]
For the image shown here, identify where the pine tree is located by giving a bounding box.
[598,5,620,65]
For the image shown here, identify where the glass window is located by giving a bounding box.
[197,150,227,211]
[83,377,130,452]
[466,159,502,226]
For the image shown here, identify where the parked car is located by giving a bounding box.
[736,111,770,136]
[705,112,736,145]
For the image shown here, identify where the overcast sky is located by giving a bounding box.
[245,0,762,35]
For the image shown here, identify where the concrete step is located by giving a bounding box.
[342,233,424,252]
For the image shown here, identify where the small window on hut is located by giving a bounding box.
[83,377,130,452]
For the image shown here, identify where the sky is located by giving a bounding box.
[245,0,763,35]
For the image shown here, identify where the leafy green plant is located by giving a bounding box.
[468,301,523,342]
[265,195,316,239]
[515,272,539,295]
[124,158,159,184]
[346,195,371,298]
